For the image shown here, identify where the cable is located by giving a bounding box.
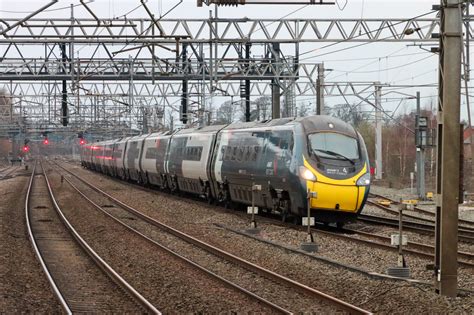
[326,46,408,80]
[329,55,435,75]
[387,68,437,84]
[315,51,429,63]
[0,1,94,13]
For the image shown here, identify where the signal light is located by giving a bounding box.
[23,145,30,152]
[43,138,49,145]
[79,138,86,145]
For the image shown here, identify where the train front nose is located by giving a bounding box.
[307,180,367,213]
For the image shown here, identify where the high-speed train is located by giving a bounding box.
[81,115,371,225]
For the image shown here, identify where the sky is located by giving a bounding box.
[0,0,472,124]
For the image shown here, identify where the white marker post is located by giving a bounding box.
[387,202,410,278]
[246,182,261,235]
[301,189,318,252]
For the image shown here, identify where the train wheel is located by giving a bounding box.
[291,216,301,225]
[280,200,291,223]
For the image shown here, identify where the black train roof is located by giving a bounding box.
[295,115,358,137]
[169,115,357,137]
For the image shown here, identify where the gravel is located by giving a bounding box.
[0,166,62,313]
[47,167,274,314]
[371,185,474,222]
[60,161,474,314]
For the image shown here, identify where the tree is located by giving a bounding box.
[215,100,238,124]
[297,102,312,117]
[329,103,370,128]
[255,96,271,120]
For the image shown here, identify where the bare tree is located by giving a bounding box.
[329,103,370,128]
[216,100,238,124]
[255,96,271,120]
[297,102,312,117]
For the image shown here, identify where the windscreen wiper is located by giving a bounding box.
[313,149,355,165]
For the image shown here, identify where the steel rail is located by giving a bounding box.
[369,192,474,226]
[341,227,474,263]
[25,161,72,315]
[314,228,474,267]
[0,165,18,179]
[253,216,474,268]
[59,159,474,263]
[55,161,371,315]
[40,162,161,314]
[366,200,474,235]
[358,214,474,243]
[58,171,292,315]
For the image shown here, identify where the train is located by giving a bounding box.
[80,115,371,226]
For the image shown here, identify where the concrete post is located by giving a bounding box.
[316,63,324,115]
[272,43,281,119]
[434,0,462,297]
[375,84,382,180]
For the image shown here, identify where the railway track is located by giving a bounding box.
[250,216,474,268]
[52,160,372,314]
[26,161,159,314]
[358,214,474,243]
[60,159,474,268]
[0,165,19,179]
[368,192,474,227]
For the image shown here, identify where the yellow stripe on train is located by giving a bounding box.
[303,157,367,213]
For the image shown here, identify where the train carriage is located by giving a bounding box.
[140,131,173,188]
[91,142,105,172]
[112,137,130,180]
[80,143,93,168]
[211,119,296,214]
[166,125,224,197]
[123,134,149,182]
[101,140,115,175]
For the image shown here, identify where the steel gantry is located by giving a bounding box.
[0,12,446,131]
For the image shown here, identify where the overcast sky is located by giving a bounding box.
[0,1,471,123]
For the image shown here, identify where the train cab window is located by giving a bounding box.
[309,133,359,160]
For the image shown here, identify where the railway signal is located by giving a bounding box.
[43,137,49,145]
[23,139,30,152]
[78,131,86,145]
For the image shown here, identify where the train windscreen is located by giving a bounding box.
[309,133,359,161]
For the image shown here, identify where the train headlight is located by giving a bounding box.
[299,166,316,182]
[356,173,371,186]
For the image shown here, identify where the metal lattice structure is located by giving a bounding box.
[0,11,448,135]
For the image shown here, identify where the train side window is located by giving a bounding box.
[231,146,237,161]
[237,146,244,162]
[252,146,260,161]
[145,147,157,159]
[244,146,251,161]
